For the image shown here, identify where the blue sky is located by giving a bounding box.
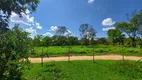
[10,0,142,38]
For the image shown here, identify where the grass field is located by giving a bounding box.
[23,60,142,80]
[30,45,142,57]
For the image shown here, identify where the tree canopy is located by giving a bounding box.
[115,11,142,47]
[0,0,39,32]
[0,0,39,79]
[79,23,96,46]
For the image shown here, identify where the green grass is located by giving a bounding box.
[22,60,142,80]
[30,45,142,57]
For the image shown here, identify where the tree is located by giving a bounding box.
[107,29,125,45]
[54,26,69,46]
[0,24,32,79]
[0,0,39,79]
[56,26,67,36]
[79,24,89,46]
[41,36,52,47]
[0,0,39,32]
[79,24,96,46]
[51,35,68,46]
[96,37,108,45]
[115,11,142,47]
[86,26,96,45]
[67,36,79,45]
[33,35,43,47]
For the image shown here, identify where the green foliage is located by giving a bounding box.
[107,29,125,45]
[79,24,96,46]
[23,60,142,80]
[96,37,108,45]
[0,0,40,32]
[30,45,142,57]
[115,10,142,47]
[0,25,33,80]
[67,36,79,45]
[0,0,39,79]
[33,35,43,47]
[41,36,52,47]
[32,35,79,47]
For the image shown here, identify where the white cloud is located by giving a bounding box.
[64,30,72,36]
[50,26,58,31]
[102,18,115,26]
[48,26,72,36]
[10,9,34,26]
[26,9,30,14]
[43,32,53,37]
[102,27,115,31]
[88,0,95,4]
[67,30,71,33]
[36,22,42,29]
[25,27,37,38]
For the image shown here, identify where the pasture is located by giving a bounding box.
[23,60,142,80]
[30,45,142,57]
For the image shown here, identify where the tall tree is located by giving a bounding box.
[79,24,96,46]
[55,26,69,46]
[107,29,117,45]
[56,26,67,36]
[86,26,96,45]
[79,24,89,46]
[107,29,125,45]
[115,11,142,47]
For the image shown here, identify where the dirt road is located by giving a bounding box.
[29,54,142,63]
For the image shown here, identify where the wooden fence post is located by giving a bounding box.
[47,47,49,58]
[41,49,43,67]
[93,46,95,63]
[68,46,70,62]
[122,45,124,62]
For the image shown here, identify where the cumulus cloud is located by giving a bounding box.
[43,32,53,37]
[25,27,37,38]
[102,18,115,26]
[64,30,72,36]
[36,22,42,29]
[50,26,58,31]
[102,27,115,31]
[10,9,34,26]
[88,0,95,4]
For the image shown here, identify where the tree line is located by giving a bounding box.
[31,11,142,47]
[32,11,142,47]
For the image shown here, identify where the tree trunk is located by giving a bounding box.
[131,38,136,47]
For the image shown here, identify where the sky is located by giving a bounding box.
[9,0,142,38]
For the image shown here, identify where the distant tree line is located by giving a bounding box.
[32,10,142,47]
[32,23,96,47]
